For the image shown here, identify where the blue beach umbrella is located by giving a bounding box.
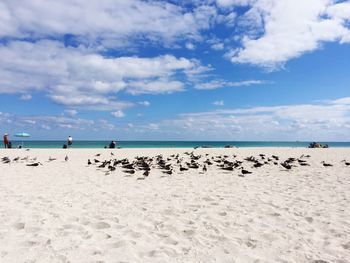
[14,132,30,147]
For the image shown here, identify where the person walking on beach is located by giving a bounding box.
[3,133,9,148]
[67,136,73,148]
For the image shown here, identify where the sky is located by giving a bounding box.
[0,0,350,141]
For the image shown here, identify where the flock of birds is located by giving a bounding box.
[82,152,350,179]
[0,154,68,166]
[1,151,349,179]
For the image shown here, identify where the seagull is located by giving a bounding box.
[48,157,57,162]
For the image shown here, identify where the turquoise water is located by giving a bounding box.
[7,141,350,148]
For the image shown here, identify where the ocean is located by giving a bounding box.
[6,141,350,148]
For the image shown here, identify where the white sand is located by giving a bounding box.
[0,148,349,263]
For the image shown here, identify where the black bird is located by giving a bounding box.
[124,169,135,174]
[188,163,199,169]
[98,161,109,168]
[341,160,350,166]
[162,169,173,175]
[202,165,207,172]
[26,162,42,167]
[122,163,134,169]
[241,168,252,175]
[253,162,264,168]
[299,162,310,166]
[95,154,101,157]
[94,159,100,163]
[2,157,10,162]
[179,165,188,171]
[143,170,150,177]
[281,162,292,170]
[13,157,20,161]
[321,161,333,167]
[87,159,92,165]
[108,166,116,171]
[221,166,234,171]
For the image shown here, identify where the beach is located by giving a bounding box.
[0,148,349,263]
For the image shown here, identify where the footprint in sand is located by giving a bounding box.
[108,240,127,249]
[13,222,25,230]
[305,216,313,223]
[93,222,111,229]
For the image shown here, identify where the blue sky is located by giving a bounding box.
[0,0,350,141]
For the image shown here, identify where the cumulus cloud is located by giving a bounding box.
[0,40,207,108]
[226,0,350,68]
[0,0,217,48]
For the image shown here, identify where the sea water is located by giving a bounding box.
[7,141,350,149]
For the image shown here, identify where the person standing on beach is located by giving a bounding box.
[67,136,73,148]
[3,133,9,148]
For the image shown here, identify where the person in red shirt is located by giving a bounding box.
[3,133,9,148]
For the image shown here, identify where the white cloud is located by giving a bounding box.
[19,94,32,100]
[138,101,151,107]
[195,79,265,90]
[186,42,195,50]
[216,0,254,8]
[226,0,350,68]
[127,80,185,95]
[150,96,350,140]
[111,110,125,118]
[1,97,350,140]
[64,109,78,116]
[41,124,51,130]
[0,0,217,48]
[0,40,206,108]
[213,100,225,106]
[211,43,225,50]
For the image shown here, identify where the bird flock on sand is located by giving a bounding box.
[1,151,349,179]
[80,152,350,179]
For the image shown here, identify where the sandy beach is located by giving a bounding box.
[0,148,349,263]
